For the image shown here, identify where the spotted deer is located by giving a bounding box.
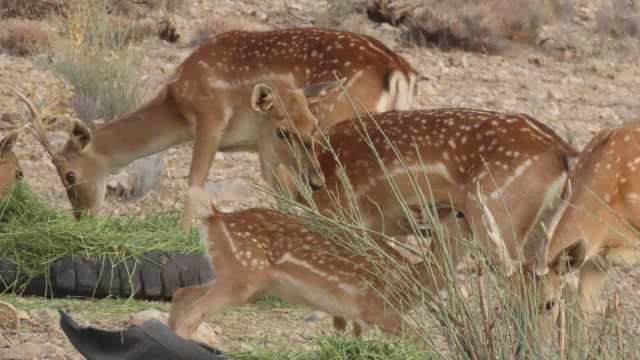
[169,188,441,339]
[270,109,578,278]
[17,27,418,229]
[527,122,640,334]
[0,131,22,198]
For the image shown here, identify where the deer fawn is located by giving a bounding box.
[0,131,22,198]
[17,28,418,229]
[169,188,439,339]
[268,109,578,277]
[527,122,640,336]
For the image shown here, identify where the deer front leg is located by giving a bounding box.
[181,120,223,231]
[169,279,252,339]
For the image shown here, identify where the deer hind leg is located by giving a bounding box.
[181,116,224,231]
[169,278,254,339]
[332,316,363,337]
[361,303,403,335]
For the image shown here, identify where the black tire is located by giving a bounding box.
[0,252,214,301]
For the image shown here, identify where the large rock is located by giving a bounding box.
[107,152,165,199]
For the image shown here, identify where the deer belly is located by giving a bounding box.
[270,270,363,320]
[218,110,258,152]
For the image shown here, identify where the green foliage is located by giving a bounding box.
[0,183,201,277]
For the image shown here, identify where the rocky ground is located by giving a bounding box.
[1,0,639,358]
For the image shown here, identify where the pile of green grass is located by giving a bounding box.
[0,183,201,276]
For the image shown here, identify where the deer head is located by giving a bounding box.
[255,80,344,193]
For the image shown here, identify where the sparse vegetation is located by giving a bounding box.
[596,0,640,38]
[48,0,146,122]
[321,0,575,54]
[0,19,55,56]
[0,0,70,20]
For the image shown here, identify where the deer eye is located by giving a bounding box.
[15,170,23,180]
[276,128,289,140]
[65,171,76,185]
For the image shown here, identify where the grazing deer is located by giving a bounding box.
[0,131,22,198]
[169,188,441,339]
[269,109,578,276]
[16,27,418,229]
[531,122,640,329]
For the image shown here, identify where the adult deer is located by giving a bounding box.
[0,131,22,198]
[269,109,578,276]
[168,188,440,339]
[531,122,640,332]
[18,27,418,229]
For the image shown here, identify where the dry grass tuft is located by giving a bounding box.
[323,0,574,54]
[0,0,70,20]
[0,19,55,56]
[596,0,640,38]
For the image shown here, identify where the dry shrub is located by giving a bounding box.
[0,19,55,56]
[596,0,640,38]
[316,0,371,28]
[0,0,70,20]
[106,15,179,44]
[106,0,188,16]
[364,0,574,53]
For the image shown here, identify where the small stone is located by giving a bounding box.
[304,310,329,322]
[129,309,219,346]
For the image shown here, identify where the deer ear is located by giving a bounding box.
[0,131,18,157]
[549,239,587,275]
[70,120,92,150]
[251,83,274,112]
[303,78,345,104]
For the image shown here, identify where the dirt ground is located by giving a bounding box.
[1,0,639,358]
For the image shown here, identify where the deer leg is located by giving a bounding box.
[333,316,347,332]
[361,304,403,335]
[181,120,222,231]
[169,279,252,339]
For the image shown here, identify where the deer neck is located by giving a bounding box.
[92,89,191,172]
